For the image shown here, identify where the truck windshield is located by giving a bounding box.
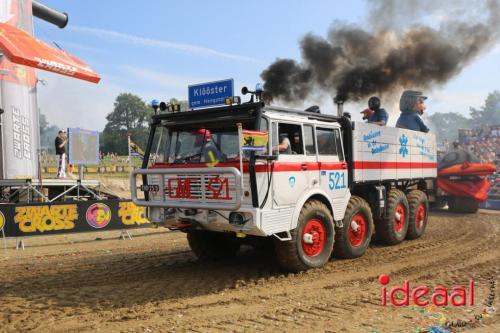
[165,129,241,164]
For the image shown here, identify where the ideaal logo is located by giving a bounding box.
[86,203,112,228]
[379,274,474,307]
[118,202,149,225]
[14,205,77,233]
[0,211,5,230]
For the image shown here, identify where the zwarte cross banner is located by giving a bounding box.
[0,199,150,237]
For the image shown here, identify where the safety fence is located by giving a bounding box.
[480,198,500,210]
[41,165,135,174]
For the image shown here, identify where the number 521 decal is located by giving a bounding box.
[328,172,346,190]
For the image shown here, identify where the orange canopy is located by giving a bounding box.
[0,22,100,83]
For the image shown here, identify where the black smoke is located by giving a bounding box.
[261,0,500,103]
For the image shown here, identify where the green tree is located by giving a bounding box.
[428,112,471,142]
[469,91,500,127]
[101,93,152,155]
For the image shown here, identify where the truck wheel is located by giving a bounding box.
[406,190,428,240]
[375,189,409,245]
[334,196,373,259]
[187,230,240,261]
[274,200,334,272]
[448,196,479,214]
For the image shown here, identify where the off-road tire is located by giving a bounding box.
[448,196,479,214]
[406,190,429,240]
[274,200,334,272]
[187,230,240,261]
[375,189,409,245]
[334,196,373,259]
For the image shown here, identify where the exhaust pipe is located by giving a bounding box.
[334,97,344,118]
[32,1,68,29]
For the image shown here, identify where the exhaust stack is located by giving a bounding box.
[32,0,68,28]
[334,98,344,118]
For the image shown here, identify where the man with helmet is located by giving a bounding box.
[193,128,224,164]
[360,96,389,126]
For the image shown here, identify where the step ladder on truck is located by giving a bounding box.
[131,88,438,272]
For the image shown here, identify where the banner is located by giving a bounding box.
[0,22,101,83]
[0,0,39,179]
[240,129,268,151]
[0,199,150,237]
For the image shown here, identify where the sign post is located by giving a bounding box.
[188,79,234,109]
[237,123,244,193]
[1,227,5,250]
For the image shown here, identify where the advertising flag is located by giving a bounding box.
[129,141,145,159]
[240,130,268,151]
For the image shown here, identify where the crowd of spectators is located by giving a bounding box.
[458,126,500,164]
[457,125,500,200]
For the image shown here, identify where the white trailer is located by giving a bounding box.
[131,101,437,272]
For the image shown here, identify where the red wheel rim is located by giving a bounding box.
[301,219,326,257]
[415,204,426,230]
[393,203,406,233]
[349,213,367,247]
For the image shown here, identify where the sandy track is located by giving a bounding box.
[0,210,499,333]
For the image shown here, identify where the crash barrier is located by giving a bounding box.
[42,165,134,174]
[0,199,149,239]
[479,198,500,210]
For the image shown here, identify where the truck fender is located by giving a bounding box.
[289,188,336,231]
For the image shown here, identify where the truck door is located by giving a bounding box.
[271,122,315,207]
[317,127,348,212]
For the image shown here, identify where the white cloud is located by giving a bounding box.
[55,41,106,54]
[69,26,262,64]
[122,65,208,93]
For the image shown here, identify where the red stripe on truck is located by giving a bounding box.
[150,161,346,173]
[353,161,437,169]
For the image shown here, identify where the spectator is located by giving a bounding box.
[55,130,67,178]
[360,96,389,126]
[278,134,292,154]
[396,90,429,132]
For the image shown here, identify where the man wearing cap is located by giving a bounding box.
[55,130,67,178]
[194,128,224,164]
[395,90,430,133]
[360,96,389,126]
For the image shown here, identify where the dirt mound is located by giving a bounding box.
[0,211,498,332]
[96,175,131,199]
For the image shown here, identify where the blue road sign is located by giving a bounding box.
[188,79,234,109]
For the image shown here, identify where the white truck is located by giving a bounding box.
[131,96,437,272]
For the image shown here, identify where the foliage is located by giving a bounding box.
[469,91,500,127]
[428,112,471,142]
[428,90,500,142]
[100,93,152,155]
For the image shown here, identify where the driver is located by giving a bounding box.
[194,128,224,164]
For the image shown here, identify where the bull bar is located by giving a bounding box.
[130,167,243,211]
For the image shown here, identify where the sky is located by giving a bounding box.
[33,0,500,131]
